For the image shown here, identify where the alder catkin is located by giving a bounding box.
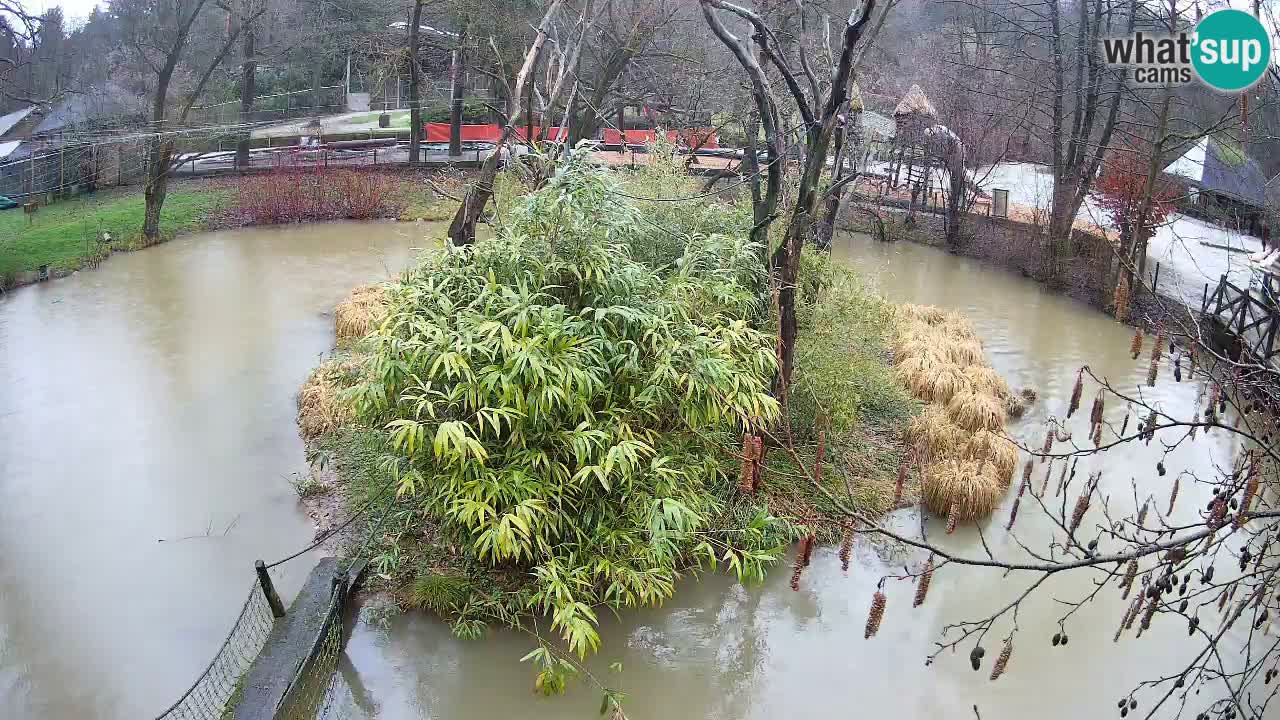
[1121,559,1139,599]
[751,437,766,491]
[1041,426,1054,461]
[1168,475,1180,515]
[1142,411,1157,444]
[1068,369,1084,418]
[1092,421,1104,447]
[1113,274,1131,323]
[1020,461,1034,494]
[865,590,886,639]
[1117,591,1143,640]
[1007,494,1022,531]
[1069,487,1092,534]
[1238,456,1260,527]
[1136,592,1159,637]
[989,639,1012,680]
[1090,392,1105,427]
[946,503,960,534]
[738,433,755,494]
[913,555,935,608]
[1136,501,1149,528]
[1147,357,1159,387]
[1130,327,1144,360]
[839,524,853,573]
[894,457,908,506]
[1123,583,1146,630]
[800,534,815,568]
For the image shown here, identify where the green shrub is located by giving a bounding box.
[352,156,788,657]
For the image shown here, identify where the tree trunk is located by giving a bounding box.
[142,139,173,243]
[407,1,423,164]
[816,109,854,250]
[235,20,256,170]
[448,35,465,157]
[447,0,564,246]
[311,57,324,114]
[944,155,966,249]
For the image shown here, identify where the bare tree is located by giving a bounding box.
[117,0,266,242]
[699,0,886,389]
[0,2,47,106]
[408,0,425,163]
[446,0,568,246]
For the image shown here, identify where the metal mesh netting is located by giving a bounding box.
[154,581,277,720]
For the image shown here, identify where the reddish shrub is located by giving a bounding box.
[235,160,407,225]
[1095,144,1178,236]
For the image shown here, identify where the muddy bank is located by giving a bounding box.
[839,200,1199,336]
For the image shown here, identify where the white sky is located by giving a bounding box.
[20,0,102,23]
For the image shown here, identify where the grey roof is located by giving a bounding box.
[862,110,894,140]
[1201,138,1267,208]
[32,87,144,136]
[0,106,35,138]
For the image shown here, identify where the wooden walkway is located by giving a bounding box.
[1202,274,1280,368]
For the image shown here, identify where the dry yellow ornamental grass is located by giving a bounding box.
[961,430,1018,486]
[334,283,389,346]
[921,459,1006,521]
[893,304,1021,520]
[297,357,360,440]
[907,405,968,462]
[946,390,1007,433]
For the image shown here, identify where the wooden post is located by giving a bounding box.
[256,560,287,618]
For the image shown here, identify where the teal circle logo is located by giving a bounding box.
[1192,9,1272,91]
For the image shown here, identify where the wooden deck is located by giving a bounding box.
[1202,274,1280,368]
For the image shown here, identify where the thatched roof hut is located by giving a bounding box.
[895,85,937,119]
[894,85,936,143]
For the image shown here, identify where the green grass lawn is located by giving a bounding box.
[0,184,231,283]
[344,110,412,128]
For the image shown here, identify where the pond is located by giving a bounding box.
[0,222,1255,720]
[320,231,1255,720]
[0,220,439,719]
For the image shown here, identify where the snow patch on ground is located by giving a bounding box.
[974,161,1263,307]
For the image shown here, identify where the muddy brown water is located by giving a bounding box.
[0,221,439,719]
[0,224,1261,720]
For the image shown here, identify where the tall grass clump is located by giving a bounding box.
[334,284,388,346]
[893,303,1019,520]
[348,155,790,658]
[768,254,921,527]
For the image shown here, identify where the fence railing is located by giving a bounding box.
[188,87,348,127]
